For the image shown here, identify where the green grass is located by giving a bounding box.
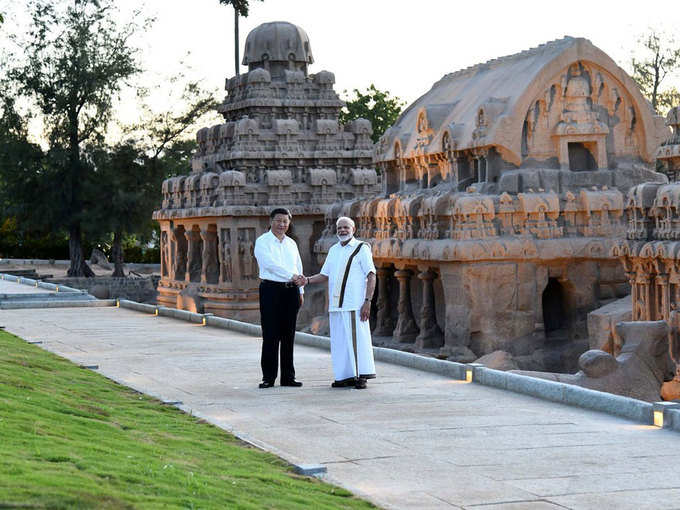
[0,330,375,509]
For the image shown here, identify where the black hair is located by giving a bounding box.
[270,208,292,220]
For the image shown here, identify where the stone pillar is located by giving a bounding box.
[393,269,418,343]
[200,228,220,285]
[160,229,169,278]
[642,275,652,321]
[200,229,209,284]
[415,269,443,349]
[625,270,637,320]
[218,228,233,285]
[172,227,187,281]
[184,230,202,283]
[373,266,394,336]
[657,273,670,321]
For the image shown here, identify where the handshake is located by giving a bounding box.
[291,274,307,287]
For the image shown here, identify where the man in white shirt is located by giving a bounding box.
[253,208,304,389]
[297,216,376,389]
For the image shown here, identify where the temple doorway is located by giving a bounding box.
[568,142,596,171]
[542,277,568,337]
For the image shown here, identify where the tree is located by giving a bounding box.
[218,0,262,77]
[7,0,147,276]
[0,92,47,233]
[631,29,680,114]
[86,80,218,276]
[339,84,405,143]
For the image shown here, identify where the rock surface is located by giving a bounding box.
[475,350,519,371]
[514,320,674,402]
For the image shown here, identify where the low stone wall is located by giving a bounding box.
[0,258,160,274]
[46,276,160,304]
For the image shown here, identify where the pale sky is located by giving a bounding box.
[2,0,680,138]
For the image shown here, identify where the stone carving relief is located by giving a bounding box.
[266,170,293,204]
[172,226,188,281]
[521,61,644,170]
[200,226,220,285]
[220,228,232,283]
[451,193,496,240]
[517,191,561,239]
[238,228,256,280]
[161,230,169,277]
[309,169,337,203]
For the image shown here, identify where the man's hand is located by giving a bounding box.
[291,274,305,286]
[360,300,371,321]
[299,294,304,307]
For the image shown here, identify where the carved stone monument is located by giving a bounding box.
[153,22,379,321]
[317,37,668,372]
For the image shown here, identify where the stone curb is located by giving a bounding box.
[0,258,70,267]
[0,299,117,310]
[0,258,160,271]
[1,272,87,294]
[112,298,669,429]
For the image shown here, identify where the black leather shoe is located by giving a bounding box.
[258,381,274,388]
[281,380,303,387]
[354,378,367,389]
[331,378,355,388]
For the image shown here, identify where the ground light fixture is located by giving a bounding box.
[464,363,484,383]
[653,401,680,428]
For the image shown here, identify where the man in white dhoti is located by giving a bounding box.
[297,217,376,389]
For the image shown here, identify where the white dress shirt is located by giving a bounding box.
[320,237,375,311]
[254,230,304,294]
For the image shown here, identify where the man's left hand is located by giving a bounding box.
[360,301,370,321]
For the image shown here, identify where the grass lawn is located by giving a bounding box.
[0,330,375,509]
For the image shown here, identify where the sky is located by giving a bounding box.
[2,0,680,136]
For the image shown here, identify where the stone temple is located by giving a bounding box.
[156,24,674,376]
[316,36,669,371]
[154,21,379,323]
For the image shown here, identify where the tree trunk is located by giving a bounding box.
[111,229,125,277]
[234,9,239,76]
[67,223,95,277]
[66,108,94,278]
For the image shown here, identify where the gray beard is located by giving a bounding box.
[337,234,352,243]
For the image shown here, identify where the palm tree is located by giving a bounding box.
[218,0,262,76]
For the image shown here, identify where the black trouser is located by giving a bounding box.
[259,280,301,383]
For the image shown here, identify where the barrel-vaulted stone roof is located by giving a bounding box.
[377,37,665,166]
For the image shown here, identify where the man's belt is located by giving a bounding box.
[261,279,297,288]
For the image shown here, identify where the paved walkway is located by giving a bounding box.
[2,300,680,509]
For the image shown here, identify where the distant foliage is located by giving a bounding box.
[217,0,261,16]
[631,29,680,115]
[4,0,148,276]
[340,85,405,143]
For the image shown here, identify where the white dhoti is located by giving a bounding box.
[328,310,376,382]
